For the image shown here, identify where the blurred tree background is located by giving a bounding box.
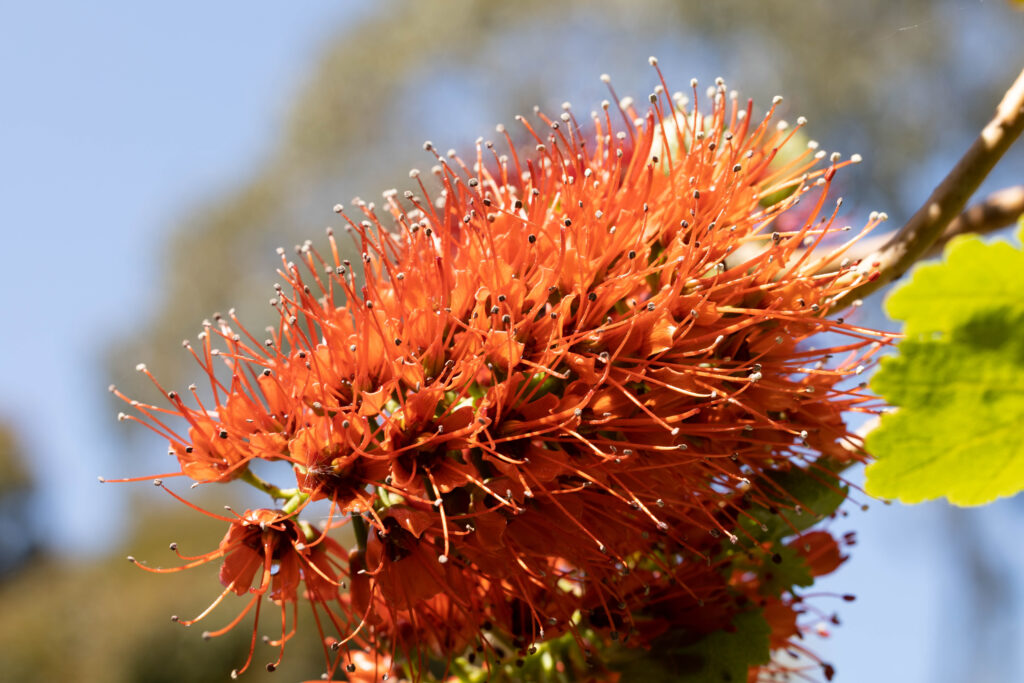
[107,0,1023,402]
[3,1,1022,680]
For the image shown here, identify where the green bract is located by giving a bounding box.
[866,222,1024,506]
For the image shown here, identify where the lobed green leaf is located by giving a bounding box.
[865,224,1024,505]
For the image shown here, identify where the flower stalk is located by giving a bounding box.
[238,467,298,502]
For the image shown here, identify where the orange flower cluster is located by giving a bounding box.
[114,64,889,680]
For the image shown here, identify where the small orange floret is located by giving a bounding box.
[131,506,350,677]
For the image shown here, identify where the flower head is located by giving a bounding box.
[114,64,891,679]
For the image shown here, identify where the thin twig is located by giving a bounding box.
[813,185,1024,273]
[933,184,1024,253]
[830,67,1024,310]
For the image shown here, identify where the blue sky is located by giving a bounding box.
[0,2,360,549]
[1,3,1022,682]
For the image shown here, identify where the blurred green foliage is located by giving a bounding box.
[0,423,37,576]
[0,422,31,496]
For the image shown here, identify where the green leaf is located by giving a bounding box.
[611,610,771,683]
[759,542,815,593]
[882,230,1024,336]
[866,225,1024,505]
[743,466,847,542]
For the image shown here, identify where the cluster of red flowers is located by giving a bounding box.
[112,62,890,681]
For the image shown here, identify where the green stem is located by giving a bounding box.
[351,513,368,552]
[238,468,297,501]
[281,491,309,515]
[298,519,318,543]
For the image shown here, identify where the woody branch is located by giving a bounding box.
[831,66,1024,310]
